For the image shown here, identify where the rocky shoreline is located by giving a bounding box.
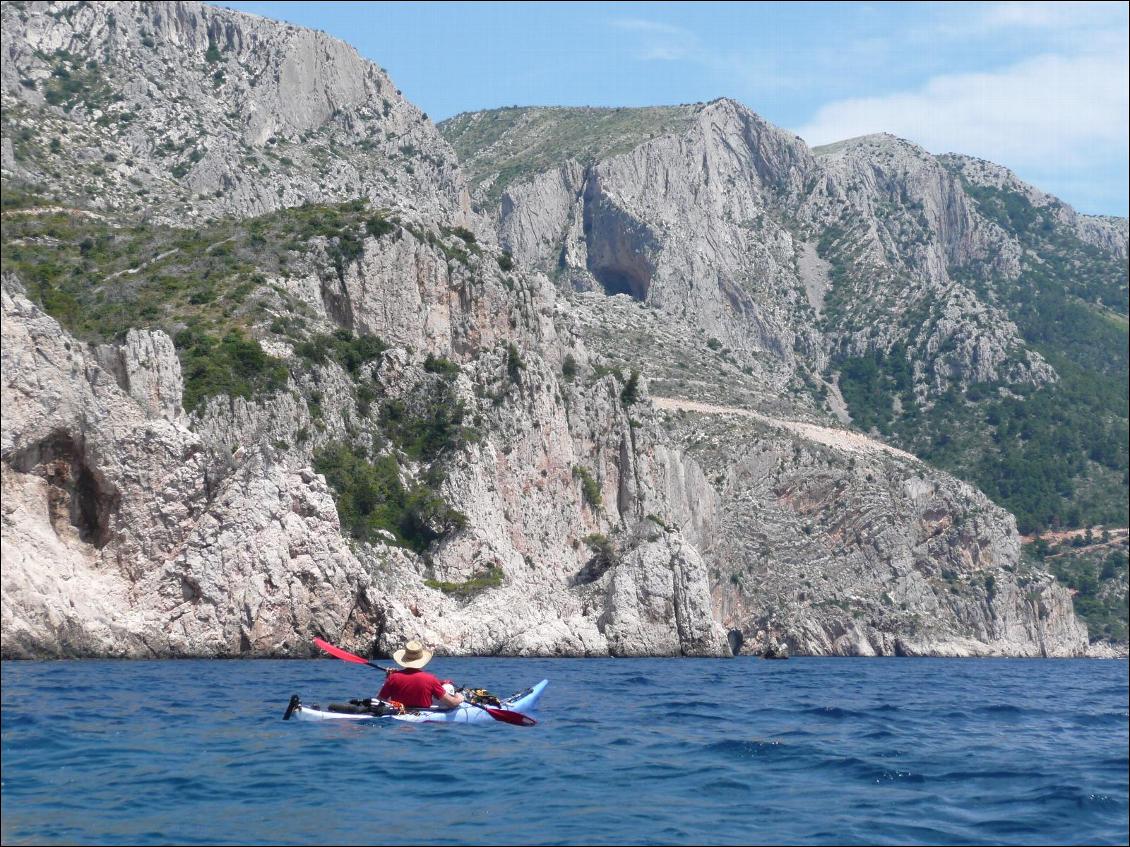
[2,1,1125,661]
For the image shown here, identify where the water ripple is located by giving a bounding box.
[2,657,1127,845]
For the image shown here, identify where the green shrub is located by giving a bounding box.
[583,533,617,566]
[620,369,640,405]
[573,466,602,509]
[591,362,620,381]
[506,342,523,383]
[43,56,111,111]
[380,380,473,461]
[1048,547,1128,643]
[314,444,467,552]
[571,533,618,585]
[423,353,460,378]
[836,348,909,435]
[0,186,49,210]
[295,329,387,373]
[365,214,396,238]
[175,328,289,412]
[562,353,578,382]
[425,565,503,598]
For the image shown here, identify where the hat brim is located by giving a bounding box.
[392,647,433,669]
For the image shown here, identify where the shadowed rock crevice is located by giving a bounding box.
[571,554,613,587]
[7,432,120,548]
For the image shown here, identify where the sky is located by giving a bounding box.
[220,2,1129,217]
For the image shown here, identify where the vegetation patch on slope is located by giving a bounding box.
[312,360,476,553]
[0,192,400,410]
[1026,531,1129,643]
[314,443,467,553]
[439,105,700,207]
[821,182,1128,536]
[425,565,504,598]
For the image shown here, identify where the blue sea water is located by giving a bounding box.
[1,657,1127,846]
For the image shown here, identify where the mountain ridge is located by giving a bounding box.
[2,1,1123,657]
[442,98,1127,531]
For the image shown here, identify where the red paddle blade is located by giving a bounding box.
[485,707,537,727]
[313,637,369,665]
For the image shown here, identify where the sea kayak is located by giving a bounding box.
[285,679,548,724]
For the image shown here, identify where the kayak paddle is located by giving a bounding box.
[462,699,536,727]
[312,638,537,726]
[313,637,389,670]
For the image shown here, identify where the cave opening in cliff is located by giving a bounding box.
[9,432,119,548]
[591,266,650,301]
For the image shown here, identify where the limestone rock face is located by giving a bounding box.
[1,253,724,659]
[464,109,1125,401]
[94,329,185,422]
[2,282,202,570]
[494,101,823,375]
[2,4,1113,659]
[594,536,728,657]
[940,153,1129,260]
[649,404,1089,658]
[444,98,1124,658]
[1,1,472,227]
[798,134,1056,393]
[500,160,587,269]
[1,280,384,658]
[150,459,380,657]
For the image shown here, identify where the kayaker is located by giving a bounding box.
[378,640,464,710]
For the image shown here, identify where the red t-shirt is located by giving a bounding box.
[378,669,447,708]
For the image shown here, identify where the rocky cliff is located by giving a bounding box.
[1,1,1114,659]
[450,103,1088,399]
[2,0,471,226]
[444,99,1129,640]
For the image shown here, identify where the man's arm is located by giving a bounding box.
[437,685,464,708]
[377,667,399,701]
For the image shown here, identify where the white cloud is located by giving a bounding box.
[979,1,1126,31]
[611,18,700,62]
[795,50,1128,171]
[907,2,1127,48]
[610,17,791,93]
[611,8,1128,213]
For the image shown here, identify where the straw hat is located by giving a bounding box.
[392,640,433,669]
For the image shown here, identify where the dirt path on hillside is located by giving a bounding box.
[1022,526,1129,550]
[651,396,920,462]
[2,206,110,220]
[1023,527,1128,543]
